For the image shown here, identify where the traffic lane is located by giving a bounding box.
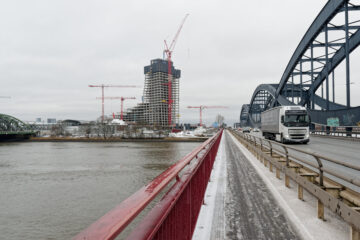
[248,131,360,166]
[247,132,360,191]
[291,136,360,165]
[224,132,299,240]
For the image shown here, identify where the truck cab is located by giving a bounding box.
[261,106,310,144]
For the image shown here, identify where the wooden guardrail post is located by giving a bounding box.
[351,226,360,240]
[285,174,290,188]
[276,168,281,179]
[298,184,303,200]
[318,199,325,220]
[313,156,324,187]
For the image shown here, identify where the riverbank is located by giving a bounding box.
[30,136,208,142]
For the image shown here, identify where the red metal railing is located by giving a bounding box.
[74,130,223,240]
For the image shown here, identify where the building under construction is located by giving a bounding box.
[123,59,181,126]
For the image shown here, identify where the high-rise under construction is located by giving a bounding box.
[123,59,181,126]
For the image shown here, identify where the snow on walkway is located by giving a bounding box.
[193,130,349,240]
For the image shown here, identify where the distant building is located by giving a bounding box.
[36,118,42,123]
[47,118,56,124]
[234,123,241,128]
[123,59,181,126]
[61,119,81,126]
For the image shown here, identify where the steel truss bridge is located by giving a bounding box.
[241,0,360,127]
[0,113,36,140]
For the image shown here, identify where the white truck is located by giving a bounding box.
[261,106,310,144]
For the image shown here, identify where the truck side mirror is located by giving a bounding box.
[281,116,284,123]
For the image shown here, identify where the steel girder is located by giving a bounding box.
[245,84,295,127]
[275,0,360,109]
[275,0,345,99]
[241,0,360,127]
[301,29,360,105]
[0,114,34,135]
[240,104,250,127]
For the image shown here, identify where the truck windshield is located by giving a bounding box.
[284,114,309,127]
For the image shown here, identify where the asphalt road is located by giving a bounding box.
[250,132,360,164]
[224,132,300,240]
[249,131,360,191]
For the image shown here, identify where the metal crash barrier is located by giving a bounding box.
[311,124,360,139]
[74,130,223,240]
[230,130,360,240]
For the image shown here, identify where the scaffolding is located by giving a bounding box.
[123,59,180,126]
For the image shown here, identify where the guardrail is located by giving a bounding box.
[230,130,360,239]
[311,124,360,139]
[311,130,360,139]
[74,129,223,240]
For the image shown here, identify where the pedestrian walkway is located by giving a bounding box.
[194,131,299,239]
[193,130,348,240]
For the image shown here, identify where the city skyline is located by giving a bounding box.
[1,0,359,126]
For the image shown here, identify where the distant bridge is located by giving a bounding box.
[241,0,360,127]
[0,113,36,140]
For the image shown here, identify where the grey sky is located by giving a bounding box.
[1,0,359,125]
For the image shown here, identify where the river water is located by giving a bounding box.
[0,141,200,240]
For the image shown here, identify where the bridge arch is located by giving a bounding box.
[0,113,35,136]
[274,0,360,110]
[241,0,360,127]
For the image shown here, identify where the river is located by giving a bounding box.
[0,141,200,240]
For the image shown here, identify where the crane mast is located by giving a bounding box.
[187,105,228,126]
[96,96,136,120]
[89,84,139,122]
[164,14,189,126]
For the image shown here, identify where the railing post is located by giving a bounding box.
[268,141,273,157]
[312,154,325,220]
[318,199,325,220]
[276,168,281,179]
[282,146,289,167]
[313,155,324,187]
[351,226,360,240]
[298,184,303,200]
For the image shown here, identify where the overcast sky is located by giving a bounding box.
[1,0,359,125]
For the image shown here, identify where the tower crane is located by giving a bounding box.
[187,105,228,126]
[96,96,136,120]
[89,84,140,122]
[163,14,189,126]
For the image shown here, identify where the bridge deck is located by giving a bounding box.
[193,130,349,240]
[223,131,299,239]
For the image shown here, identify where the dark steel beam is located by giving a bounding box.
[276,0,345,97]
[306,25,360,105]
[345,2,351,108]
[325,25,330,110]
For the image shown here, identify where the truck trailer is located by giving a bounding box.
[261,106,310,144]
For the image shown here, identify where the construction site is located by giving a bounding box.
[27,14,226,140]
[122,58,180,126]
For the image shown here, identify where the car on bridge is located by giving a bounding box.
[242,127,251,133]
